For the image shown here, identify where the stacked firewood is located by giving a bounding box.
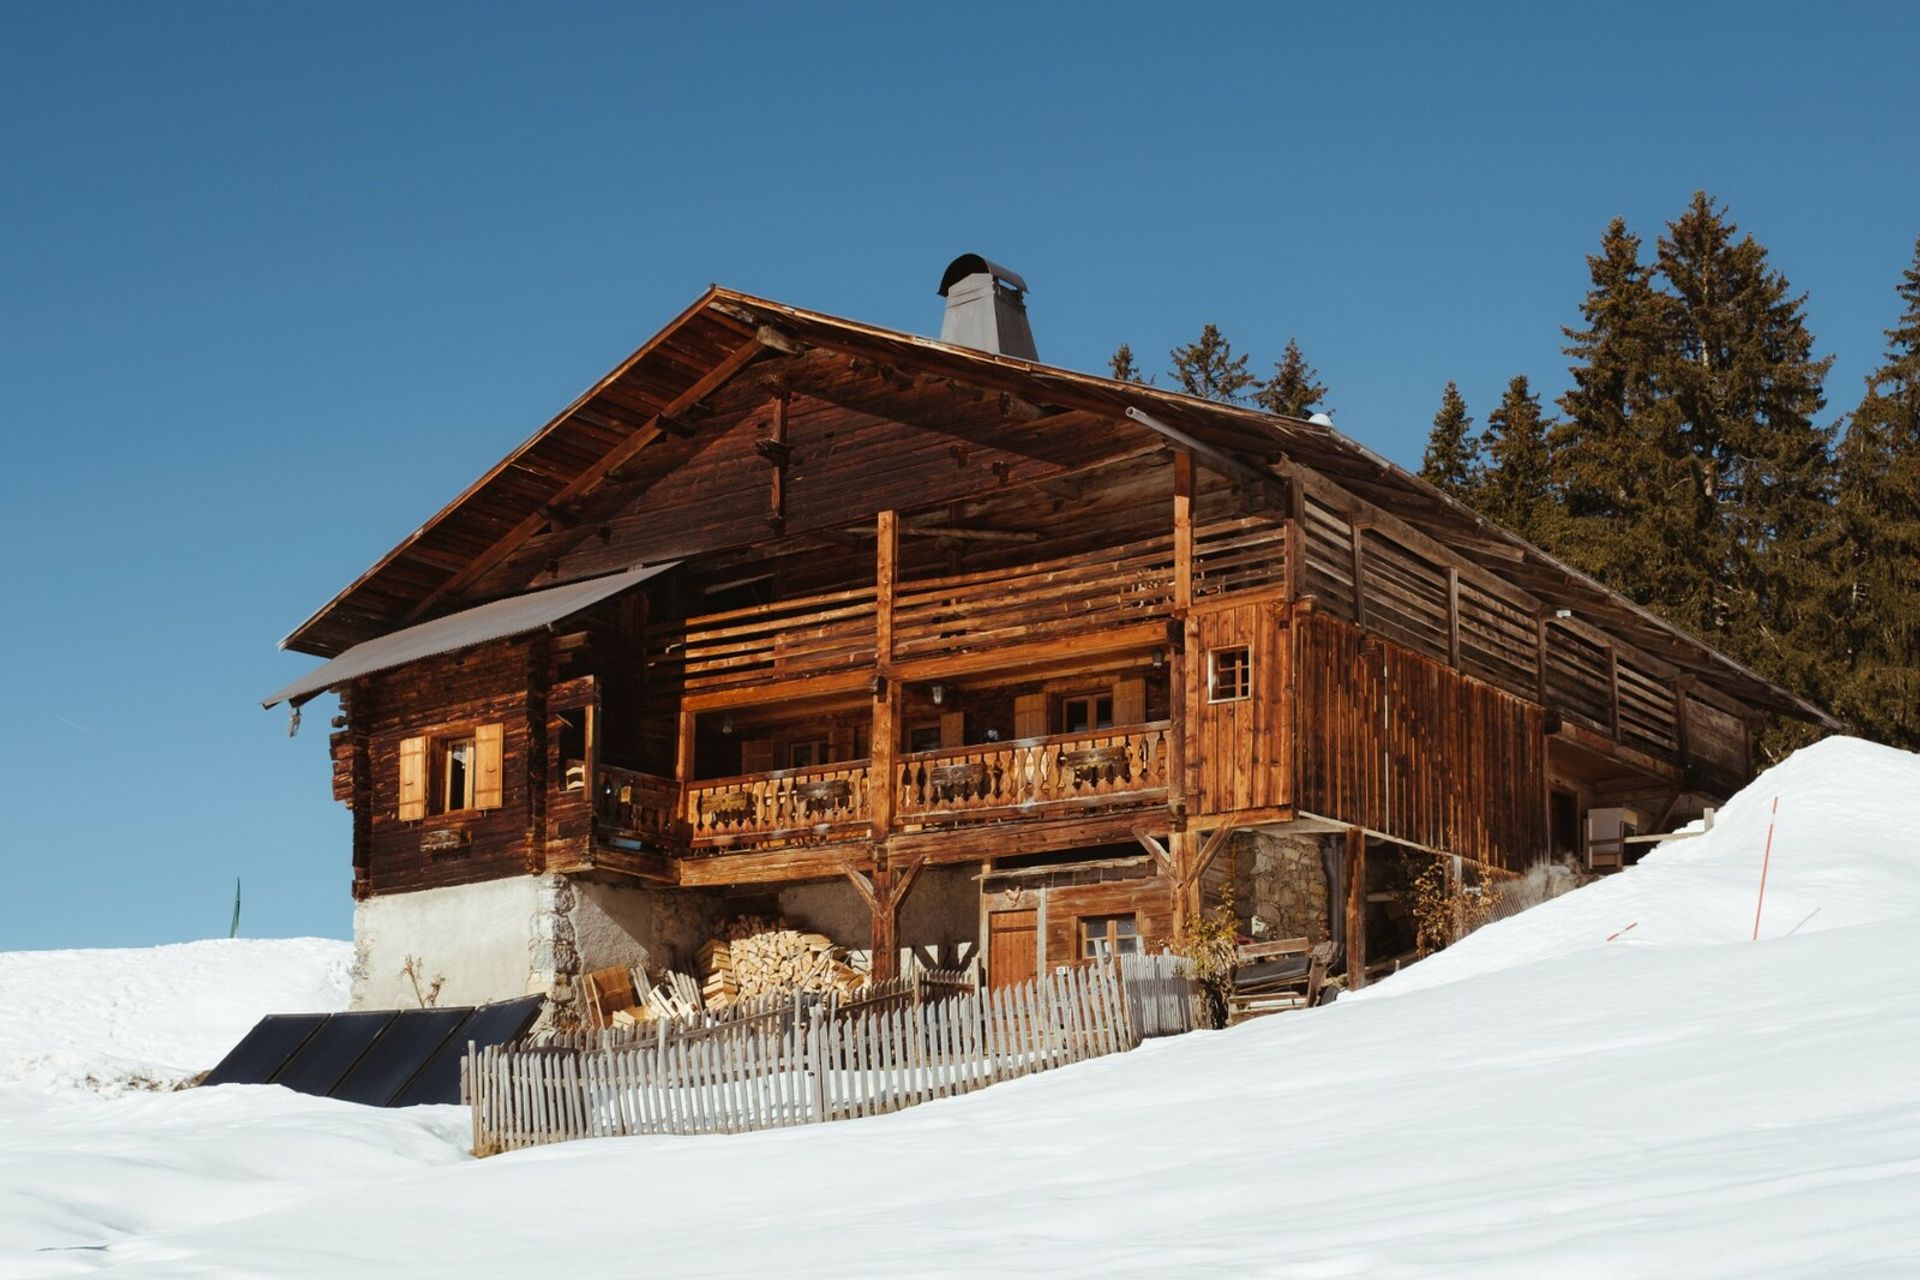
[699,915,866,1007]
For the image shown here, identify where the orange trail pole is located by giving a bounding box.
[1752,796,1780,941]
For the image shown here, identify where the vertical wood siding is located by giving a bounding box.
[1293,611,1548,870]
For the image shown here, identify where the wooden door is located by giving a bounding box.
[987,909,1038,990]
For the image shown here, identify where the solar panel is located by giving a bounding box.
[329,1007,470,1107]
[201,1013,328,1088]
[270,1009,397,1097]
[389,994,542,1107]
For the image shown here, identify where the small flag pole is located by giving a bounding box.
[1751,797,1779,941]
[230,877,242,939]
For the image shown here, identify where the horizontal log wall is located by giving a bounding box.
[1294,610,1549,870]
[363,639,539,894]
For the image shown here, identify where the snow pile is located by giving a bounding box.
[1,739,1917,1275]
[1360,735,1920,1000]
[0,938,351,1098]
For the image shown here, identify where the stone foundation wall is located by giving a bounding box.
[1228,831,1331,941]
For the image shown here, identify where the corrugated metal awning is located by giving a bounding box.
[261,563,673,708]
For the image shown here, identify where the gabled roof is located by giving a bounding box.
[281,286,1837,729]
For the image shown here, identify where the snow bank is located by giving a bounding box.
[0,938,351,1098]
[1359,736,1920,1000]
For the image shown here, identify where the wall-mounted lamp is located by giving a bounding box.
[720,713,736,735]
[1151,648,1165,670]
[1554,608,1573,620]
[929,683,946,705]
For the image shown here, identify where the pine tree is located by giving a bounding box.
[1552,218,1701,620]
[1254,338,1328,417]
[1831,237,1920,747]
[1654,192,1836,710]
[1420,381,1477,500]
[1109,343,1145,384]
[1476,376,1557,544]
[1168,324,1255,403]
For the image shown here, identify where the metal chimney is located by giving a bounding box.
[937,254,1038,360]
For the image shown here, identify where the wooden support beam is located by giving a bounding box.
[870,512,900,854]
[1283,461,1306,601]
[1607,645,1622,741]
[1125,406,1286,497]
[1172,450,1194,617]
[1446,566,1461,669]
[1350,523,1368,627]
[1344,826,1368,990]
[764,388,788,532]
[1133,829,1173,874]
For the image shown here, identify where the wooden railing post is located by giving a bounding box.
[870,509,899,850]
[1172,451,1194,616]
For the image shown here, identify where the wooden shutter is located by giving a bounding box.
[474,722,505,810]
[398,736,427,821]
[1112,677,1147,726]
[741,737,775,774]
[940,710,966,748]
[1013,693,1048,740]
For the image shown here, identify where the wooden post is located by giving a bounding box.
[871,867,899,981]
[1172,450,1193,616]
[1446,566,1461,669]
[1343,826,1368,991]
[1534,614,1550,706]
[1349,521,1367,626]
[1283,462,1306,602]
[764,388,789,532]
[1606,645,1622,741]
[348,680,373,899]
[1167,827,1197,935]
[1673,675,1694,771]
[870,510,900,849]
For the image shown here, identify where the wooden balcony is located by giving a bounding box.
[897,723,1173,827]
[590,723,1174,860]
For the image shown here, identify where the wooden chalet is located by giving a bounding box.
[267,257,1834,1015]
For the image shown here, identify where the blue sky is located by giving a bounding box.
[3,3,1916,949]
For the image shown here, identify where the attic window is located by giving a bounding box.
[1208,647,1252,703]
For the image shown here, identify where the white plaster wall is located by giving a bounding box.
[351,876,543,1010]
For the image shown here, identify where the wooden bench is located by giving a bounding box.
[1227,936,1331,1024]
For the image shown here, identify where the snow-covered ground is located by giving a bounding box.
[3,738,1918,1277]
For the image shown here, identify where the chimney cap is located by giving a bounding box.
[938,254,1029,297]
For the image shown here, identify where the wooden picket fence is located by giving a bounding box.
[1117,950,1204,1037]
[463,956,1191,1154]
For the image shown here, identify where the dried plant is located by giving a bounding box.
[401,954,446,1008]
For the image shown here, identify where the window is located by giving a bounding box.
[399,724,503,821]
[1208,646,1252,702]
[557,709,587,792]
[907,724,944,753]
[1060,693,1114,734]
[440,737,477,812]
[789,738,831,769]
[1080,914,1140,959]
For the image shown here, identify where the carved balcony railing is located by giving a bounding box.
[896,722,1173,824]
[594,765,678,840]
[684,761,872,847]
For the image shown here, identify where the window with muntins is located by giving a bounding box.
[1208,646,1252,702]
[1080,914,1140,958]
